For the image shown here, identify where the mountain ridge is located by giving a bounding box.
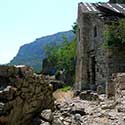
[9,30,75,72]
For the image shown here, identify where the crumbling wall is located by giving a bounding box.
[75,3,125,98]
[111,73,125,100]
[0,65,54,125]
[75,8,107,92]
[89,14,107,93]
[106,47,125,97]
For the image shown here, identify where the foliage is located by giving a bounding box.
[9,31,75,72]
[103,19,125,49]
[72,22,78,34]
[44,42,58,66]
[44,36,77,84]
[59,85,71,92]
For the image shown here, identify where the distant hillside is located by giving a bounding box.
[9,31,75,72]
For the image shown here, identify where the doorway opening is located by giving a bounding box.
[91,56,96,85]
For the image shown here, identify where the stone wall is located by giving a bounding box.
[88,14,107,92]
[111,73,125,100]
[0,65,54,125]
[106,47,125,97]
[75,6,107,92]
[110,73,125,113]
[75,3,125,97]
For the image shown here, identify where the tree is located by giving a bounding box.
[72,22,78,35]
[44,22,77,85]
[44,42,59,66]
[104,19,125,48]
[44,37,77,84]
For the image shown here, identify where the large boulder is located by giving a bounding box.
[0,65,54,125]
[48,80,64,91]
[40,109,53,122]
[44,75,65,91]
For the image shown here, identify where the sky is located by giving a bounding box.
[0,0,108,64]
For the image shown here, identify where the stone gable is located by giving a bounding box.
[75,2,125,98]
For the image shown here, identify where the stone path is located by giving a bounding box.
[52,90,125,125]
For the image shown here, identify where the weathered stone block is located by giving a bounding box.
[0,65,54,125]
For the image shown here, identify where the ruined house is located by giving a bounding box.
[75,2,125,97]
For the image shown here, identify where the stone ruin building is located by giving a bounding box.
[75,2,125,97]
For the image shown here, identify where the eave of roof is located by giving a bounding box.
[79,2,125,17]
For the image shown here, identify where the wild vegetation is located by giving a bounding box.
[44,36,77,85]
[104,19,125,48]
[9,31,75,73]
[44,23,77,85]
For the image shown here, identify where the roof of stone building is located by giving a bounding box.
[79,3,125,17]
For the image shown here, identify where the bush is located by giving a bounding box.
[44,37,77,85]
[103,19,125,49]
[59,85,71,92]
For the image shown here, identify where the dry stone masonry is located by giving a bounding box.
[0,65,54,125]
[113,73,125,113]
[0,2,125,125]
[75,2,125,98]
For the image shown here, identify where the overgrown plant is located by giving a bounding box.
[44,37,77,85]
[103,19,125,49]
[72,22,78,35]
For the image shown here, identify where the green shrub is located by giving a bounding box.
[103,19,125,49]
[44,37,77,84]
[59,85,71,92]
